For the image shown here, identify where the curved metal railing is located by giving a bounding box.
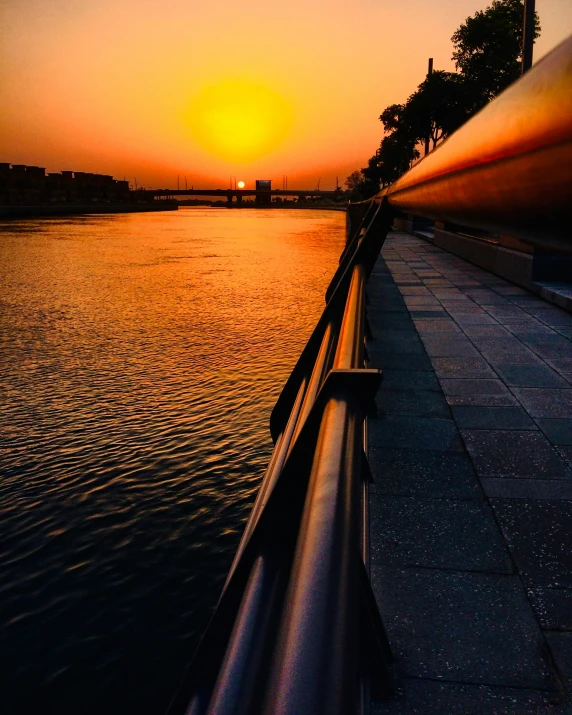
[169,34,572,715]
[167,199,394,715]
[369,35,572,252]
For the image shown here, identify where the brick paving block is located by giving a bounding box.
[444,306,491,315]
[376,390,450,419]
[399,286,433,296]
[421,280,452,287]
[438,296,474,304]
[377,369,440,392]
[370,496,511,572]
[536,419,572,445]
[547,359,572,373]
[491,499,572,589]
[545,633,572,690]
[451,406,536,430]
[460,326,513,338]
[505,324,558,337]
[375,330,426,352]
[439,378,510,398]
[523,343,572,363]
[367,349,433,371]
[368,447,482,499]
[369,416,463,451]
[492,364,568,388]
[481,478,572,500]
[403,296,442,306]
[446,393,520,407]
[530,310,572,328]
[432,357,496,379]
[512,388,572,418]
[510,295,552,309]
[408,309,448,318]
[485,306,531,322]
[414,321,463,335]
[368,312,416,332]
[430,289,464,298]
[421,337,481,358]
[451,314,499,325]
[371,566,556,688]
[495,286,530,296]
[527,587,572,630]
[477,347,544,365]
[466,336,527,353]
[461,430,570,478]
[371,679,569,715]
[471,295,511,306]
[557,446,572,468]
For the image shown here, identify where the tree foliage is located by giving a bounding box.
[452,0,540,100]
[347,0,541,198]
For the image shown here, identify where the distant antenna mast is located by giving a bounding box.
[185,176,188,190]
[134,177,138,190]
[316,177,321,191]
[177,175,180,191]
[425,58,434,156]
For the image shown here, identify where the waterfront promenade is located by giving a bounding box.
[367,231,572,713]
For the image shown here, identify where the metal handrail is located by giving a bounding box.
[370,36,572,251]
[168,195,394,715]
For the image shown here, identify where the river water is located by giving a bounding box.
[0,207,345,714]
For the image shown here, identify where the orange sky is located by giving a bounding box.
[1,0,570,190]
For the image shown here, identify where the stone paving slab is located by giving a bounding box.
[367,232,572,712]
[546,633,572,691]
[368,448,482,500]
[450,405,536,430]
[528,587,572,630]
[491,500,572,588]
[371,566,556,689]
[372,679,571,715]
[369,416,464,451]
[461,430,571,479]
[370,496,511,572]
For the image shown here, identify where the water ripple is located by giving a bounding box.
[0,208,345,714]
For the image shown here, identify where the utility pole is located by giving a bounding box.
[522,0,535,74]
[177,175,180,191]
[185,176,187,191]
[424,58,434,156]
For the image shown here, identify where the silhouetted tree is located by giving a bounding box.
[452,0,540,101]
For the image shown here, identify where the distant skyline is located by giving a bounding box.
[1,0,571,189]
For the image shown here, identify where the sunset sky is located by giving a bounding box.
[1,0,571,190]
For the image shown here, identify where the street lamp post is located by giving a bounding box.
[522,0,535,74]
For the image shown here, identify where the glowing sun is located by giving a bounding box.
[186,80,293,163]
[237,181,245,189]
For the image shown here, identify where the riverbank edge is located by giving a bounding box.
[0,203,178,219]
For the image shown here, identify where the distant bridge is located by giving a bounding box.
[149,188,345,204]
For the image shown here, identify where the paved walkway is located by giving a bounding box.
[367,231,572,714]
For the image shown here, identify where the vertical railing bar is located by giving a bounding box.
[288,321,338,453]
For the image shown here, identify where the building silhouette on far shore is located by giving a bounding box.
[0,163,134,206]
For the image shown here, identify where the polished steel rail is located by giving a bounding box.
[168,197,394,715]
[371,36,572,252]
[169,34,572,715]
